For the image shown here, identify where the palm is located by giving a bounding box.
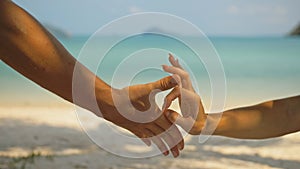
[100,77,184,157]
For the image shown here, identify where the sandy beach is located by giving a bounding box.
[0,105,299,169]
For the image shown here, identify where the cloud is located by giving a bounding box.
[128,6,143,14]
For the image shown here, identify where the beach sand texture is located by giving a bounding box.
[0,106,299,169]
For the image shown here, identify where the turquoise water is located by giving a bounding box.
[1,36,300,108]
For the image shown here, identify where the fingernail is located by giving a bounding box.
[172,150,178,158]
[178,144,183,150]
[146,141,151,147]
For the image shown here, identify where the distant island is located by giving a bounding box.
[143,27,185,36]
[289,23,300,36]
[145,27,169,34]
[43,24,71,38]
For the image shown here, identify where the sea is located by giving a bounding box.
[1,36,300,110]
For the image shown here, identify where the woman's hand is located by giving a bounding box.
[96,76,184,157]
[162,54,207,135]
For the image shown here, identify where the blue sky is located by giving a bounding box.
[13,0,300,36]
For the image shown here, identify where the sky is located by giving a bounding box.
[13,0,300,37]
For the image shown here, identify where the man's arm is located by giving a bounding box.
[0,0,184,157]
[0,0,107,113]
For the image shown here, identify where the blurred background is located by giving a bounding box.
[12,0,300,36]
[1,1,300,169]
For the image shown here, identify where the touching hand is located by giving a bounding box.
[96,76,184,157]
[162,54,207,135]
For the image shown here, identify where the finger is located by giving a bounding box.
[156,124,180,158]
[172,74,182,88]
[169,53,183,69]
[165,109,195,133]
[155,116,184,151]
[162,65,193,90]
[133,130,152,146]
[150,75,177,92]
[170,143,180,158]
[162,86,180,112]
[144,129,169,156]
[147,124,180,158]
[162,65,187,79]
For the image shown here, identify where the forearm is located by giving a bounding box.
[205,96,300,139]
[0,0,111,115]
[218,96,300,139]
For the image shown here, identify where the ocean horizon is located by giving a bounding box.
[1,36,300,110]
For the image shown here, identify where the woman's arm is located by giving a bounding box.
[163,54,300,139]
[209,96,300,139]
[0,0,184,157]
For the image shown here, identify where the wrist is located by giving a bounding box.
[94,81,120,122]
[202,113,227,136]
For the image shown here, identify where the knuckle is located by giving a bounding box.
[190,123,201,135]
[160,80,167,89]
[174,86,180,92]
[170,113,177,121]
[194,95,201,102]
[165,96,171,102]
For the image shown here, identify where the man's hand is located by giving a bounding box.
[96,76,184,157]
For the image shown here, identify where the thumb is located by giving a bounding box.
[165,109,186,127]
[150,76,177,91]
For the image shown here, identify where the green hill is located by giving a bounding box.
[289,23,300,36]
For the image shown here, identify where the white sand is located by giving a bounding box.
[0,106,300,169]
